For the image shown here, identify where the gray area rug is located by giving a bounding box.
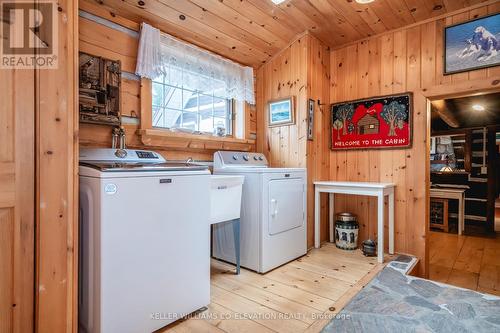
[322,258,500,333]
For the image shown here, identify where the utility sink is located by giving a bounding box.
[210,175,244,224]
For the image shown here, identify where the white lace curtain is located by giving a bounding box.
[135,23,255,104]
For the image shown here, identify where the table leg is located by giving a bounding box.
[388,192,394,255]
[329,193,334,243]
[377,194,385,264]
[315,188,320,248]
[458,195,464,236]
[232,219,240,275]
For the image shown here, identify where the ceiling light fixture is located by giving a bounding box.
[271,0,286,4]
[472,104,485,111]
[355,0,375,4]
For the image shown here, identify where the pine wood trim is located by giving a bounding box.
[36,0,78,331]
[137,129,255,152]
[421,76,500,100]
[139,78,152,130]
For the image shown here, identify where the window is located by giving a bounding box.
[135,25,253,137]
[152,73,233,136]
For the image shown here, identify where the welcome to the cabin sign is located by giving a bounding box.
[330,93,413,150]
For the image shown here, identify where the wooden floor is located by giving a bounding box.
[429,231,500,296]
[160,244,381,333]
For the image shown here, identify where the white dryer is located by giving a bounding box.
[212,151,306,273]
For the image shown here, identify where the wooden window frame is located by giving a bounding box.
[137,78,255,152]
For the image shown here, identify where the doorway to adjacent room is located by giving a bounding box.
[427,91,500,294]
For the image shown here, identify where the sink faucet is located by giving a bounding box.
[186,157,193,163]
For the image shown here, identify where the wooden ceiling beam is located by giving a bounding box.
[431,100,461,128]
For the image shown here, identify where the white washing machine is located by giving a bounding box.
[212,151,306,273]
[79,148,211,333]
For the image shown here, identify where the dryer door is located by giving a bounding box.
[268,178,304,235]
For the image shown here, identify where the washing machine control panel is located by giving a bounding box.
[80,148,166,164]
[214,151,268,168]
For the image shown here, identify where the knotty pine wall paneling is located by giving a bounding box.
[329,2,500,277]
[307,38,331,249]
[256,34,330,247]
[36,0,79,331]
[78,1,256,161]
[78,3,162,155]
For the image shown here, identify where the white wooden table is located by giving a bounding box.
[430,188,466,235]
[314,181,395,263]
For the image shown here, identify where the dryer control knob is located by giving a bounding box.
[253,156,259,161]
[258,156,264,161]
[232,155,238,160]
[243,155,249,161]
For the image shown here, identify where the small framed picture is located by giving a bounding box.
[307,99,314,140]
[268,96,295,127]
[444,13,500,75]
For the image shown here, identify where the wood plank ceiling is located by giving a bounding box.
[86,0,490,68]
